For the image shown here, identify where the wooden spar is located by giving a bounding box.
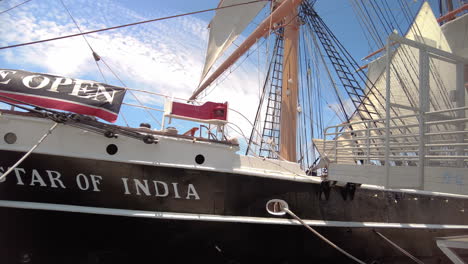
[363,3,468,61]
[437,3,467,23]
[357,64,368,72]
[189,0,303,100]
[279,7,299,162]
[362,42,397,60]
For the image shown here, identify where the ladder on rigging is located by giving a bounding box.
[259,34,285,159]
[302,3,381,121]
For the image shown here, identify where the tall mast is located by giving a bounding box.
[190,0,303,162]
[279,6,300,162]
[190,0,303,101]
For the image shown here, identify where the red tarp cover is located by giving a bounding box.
[171,101,228,122]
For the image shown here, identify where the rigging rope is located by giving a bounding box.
[311,1,421,152]
[0,122,58,182]
[59,0,134,127]
[58,0,245,128]
[0,93,159,144]
[353,0,453,140]
[0,0,33,15]
[197,37,268,101]
[246,34,280,156]
[0,0,267,51]
[59,0,163,127]
[96,58,163,127]
[59,0,94,52]
[302,24,348,123]
[350,0,462,164]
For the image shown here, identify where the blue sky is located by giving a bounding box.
[0,0,443,151]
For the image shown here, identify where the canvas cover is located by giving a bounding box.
[164,100,228,124]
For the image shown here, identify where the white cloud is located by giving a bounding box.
[0,0,264,148]
[0,0,209,92]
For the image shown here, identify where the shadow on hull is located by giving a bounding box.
[1,208,466,264]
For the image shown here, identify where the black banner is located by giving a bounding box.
[0,69,126,122]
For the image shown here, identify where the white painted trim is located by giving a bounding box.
[2,112,468,199]
[1,200,468,230]
[0,113,312,183]
[329,164,468,198]
[361,184,468,199]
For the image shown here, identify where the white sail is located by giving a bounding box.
[323,2,465,165]
[361,1,453,119]
[200,0,267,81]
[441,13,468,58]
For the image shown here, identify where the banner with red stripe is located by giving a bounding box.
[0,69,126,122]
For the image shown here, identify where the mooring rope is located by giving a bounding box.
[0,122,58,182]
[373,230,425,264]
[281,207,367,264]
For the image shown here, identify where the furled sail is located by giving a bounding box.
[0,69,126,122]
[318,2,466,165]
[357,2,454,121]
[200,0,267,82]
[441,12,468,58]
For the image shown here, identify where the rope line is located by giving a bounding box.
[0,0,33,15]
[373,230,425,264]
[59,0,110,87]
[0,0,267,50]
[0,122,58,182]
[98,58,163,127]
[282,207,367,264]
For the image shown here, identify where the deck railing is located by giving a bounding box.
[323,106,468,167]
[320,32,468,188]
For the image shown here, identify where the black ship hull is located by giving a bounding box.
[0,150,467,263]
[2,208,467,264]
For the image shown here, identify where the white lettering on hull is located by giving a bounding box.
[186,184,200,200]
[13,167,26,185]
[30,169,47,186]
[172,183,181,199]
[0,167,201,200]
[90,175,102,192]
[122,178,131,195]
[76,173,89,190]
[76,173,103,191]
[121,178,200,200]
[46,170,66,189]
[0,166,66,188]
[154,181,168,197]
